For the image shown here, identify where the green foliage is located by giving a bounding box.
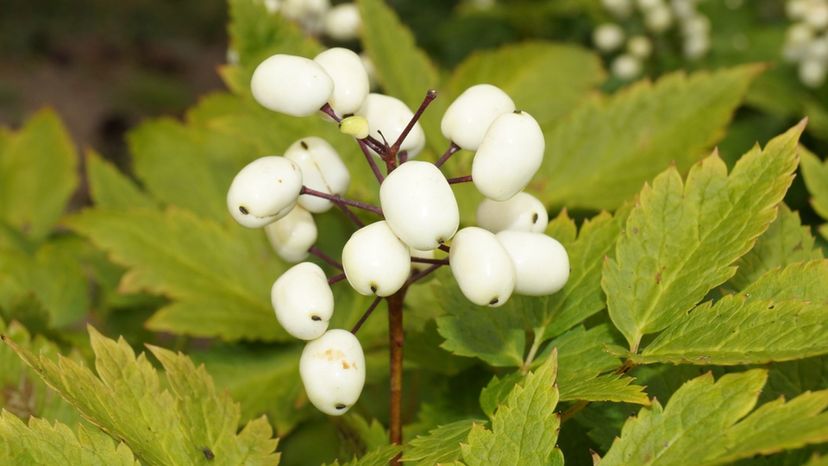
[0,110,77,240]
[0,412,139,466]
[401,419,479,465]
[69,208,286,341]
[604,123,802,350]
[461,354,563,466]
[801,147,828,239]
[3,0,828,463]
[535,66,761,210]
[3,326,280,465]
[598,370,828,466]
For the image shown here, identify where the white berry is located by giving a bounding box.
[496,231,569,296]
[227,156,303,228]
[440,84,515,151]
[380,161,459,250]
[356,93,426,158]
[285,137,350,213]
[807,3,828,29]
[800,58,827,88]
[300,329,365,415]
[251,54,334,117]
[593,23,625,52]
[314,48,370,115]
[272,262,334,340]
[342,221,411,296]
[477,192,548,233]
[472,110,545,201]
[324,3,362,41]
[627,35,653,58]
[449,227,515,307]
[611,54,642,80]
[645,5,673,33]
[264,205,317,262]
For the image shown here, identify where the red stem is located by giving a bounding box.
[300,186,383,216]
[434,142,460,167]
[389,90,438,158]
[387,289,406,461]
[308,245,343,270]
[320,103,342,123]
[405,262,445,287]
[358,139,385,183]
[410,257,448,265]
[327,273,347,285]
[447,175,472,184]
[437,244,450,253]
[350,296,383,334]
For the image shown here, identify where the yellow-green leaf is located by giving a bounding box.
[604,123,802,350]
[535,66,760,210]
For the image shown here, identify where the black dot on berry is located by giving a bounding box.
[335,403,347,410]
[531,213,539,223]
[370,284,378,293]
[301,140,309,150]
[514,109,523,114]
[489,297,499,305]
[239,206,249,215]
[311,315,322,321]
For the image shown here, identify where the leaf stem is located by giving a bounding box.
[334,202,365,228]
[300,186,383,216]
[521,326,546,374]
[308,245,343,270]
[350,296,383,334]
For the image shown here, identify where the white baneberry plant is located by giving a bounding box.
[226,47,570,441]
[595,0,712,80]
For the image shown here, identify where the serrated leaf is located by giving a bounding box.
[729,204,822,290]
[604,123,802,350]
[192,345,308,436]
[0,319,78,424]
[481,326,647,412]
[3,326,280,465]
[765,355,828,402]
[0,110,78,240]
[461,353,561,466]
[598,370,767,466]
[445,42,604,128]
[636,260,828,365]
[436,210,626,366]
[86,150,156,210]
[401,419,480,465]
[128,118,258,223]
[801,147,828,221]
[68,207,287,341]
[535,66,760,210]
[0,412,139,466]
[326,444,404,466]
[358,0,441,153]
[713,390,828,464]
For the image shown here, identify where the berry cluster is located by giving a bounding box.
[784,0,828,88]
[227,47,570,416]
[596,0,711,80]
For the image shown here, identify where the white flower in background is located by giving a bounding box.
[784,0,828,87]
[594,0,712,80]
